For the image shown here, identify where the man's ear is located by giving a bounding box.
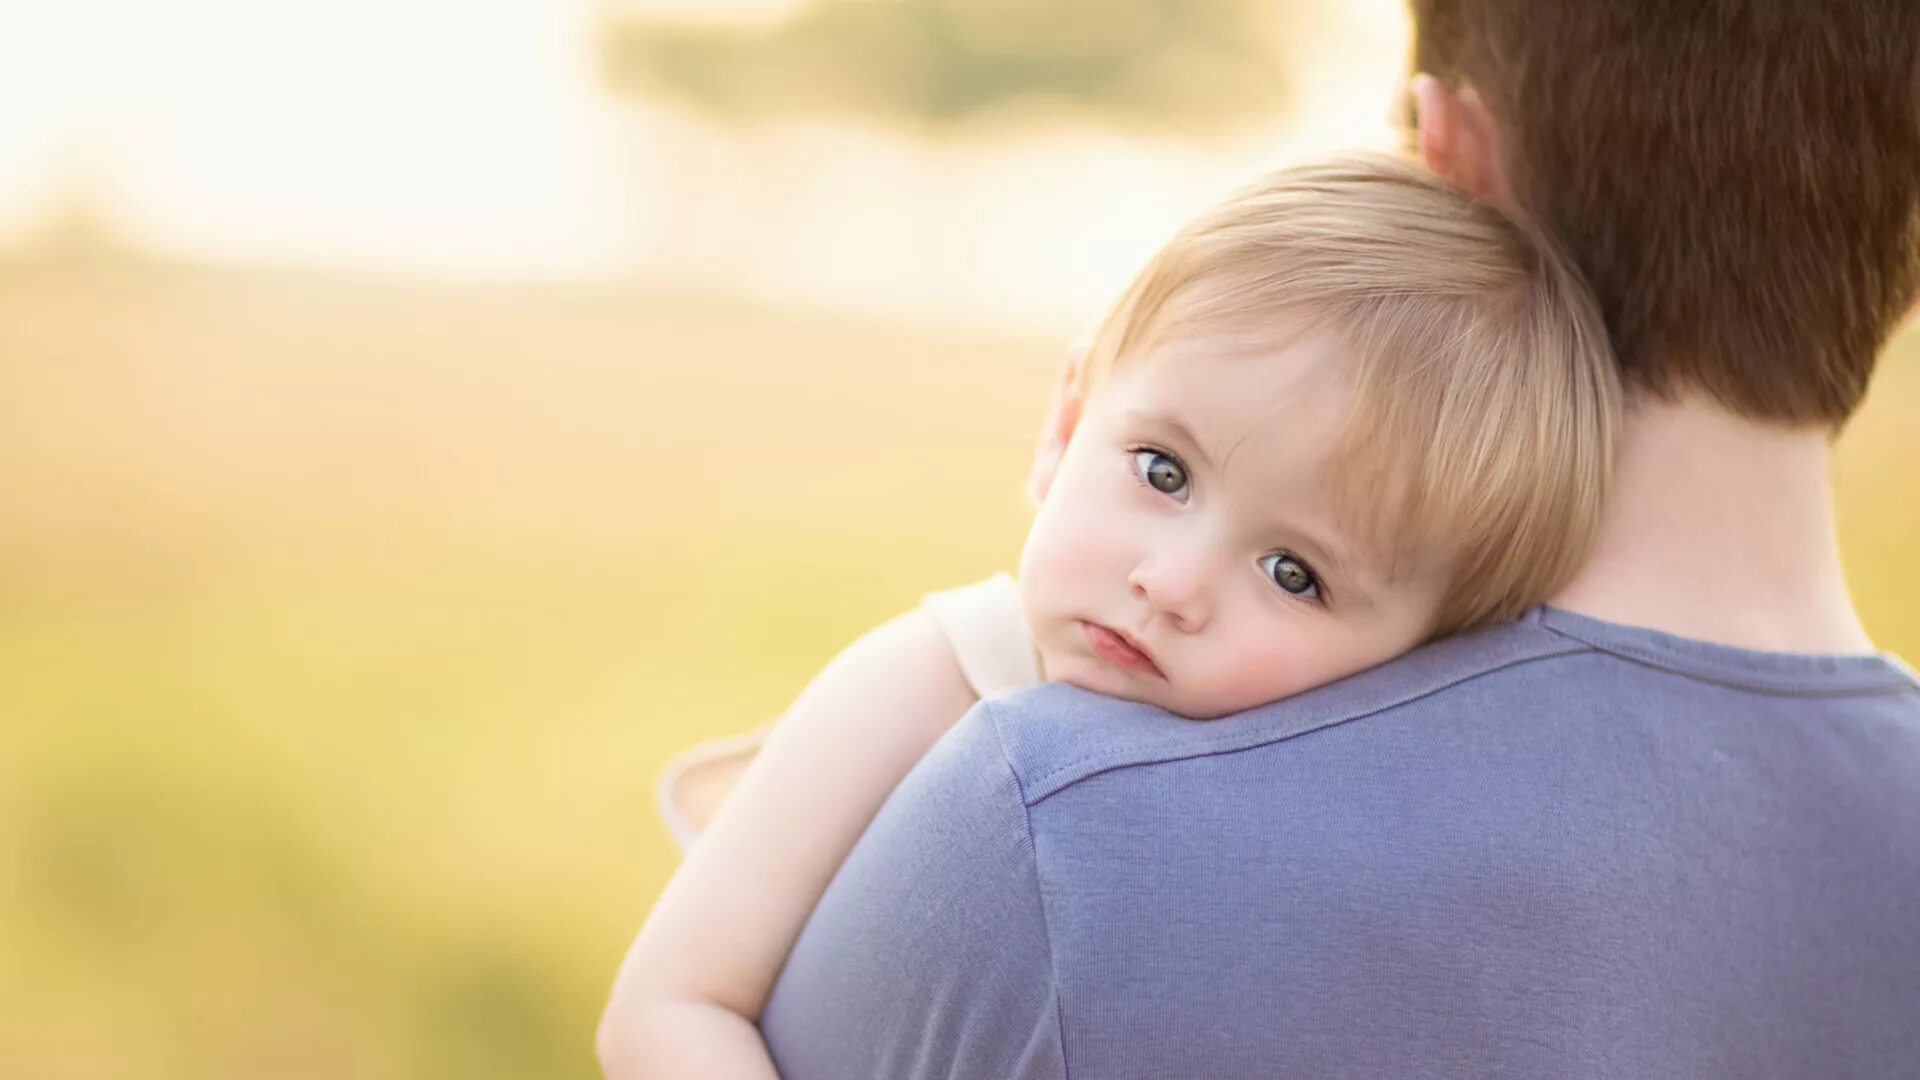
[1024,342,1091,507]
[1410,73,1515,208]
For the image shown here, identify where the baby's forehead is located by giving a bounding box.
[1113,334,1354,471]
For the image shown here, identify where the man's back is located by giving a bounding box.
[761,608,1920,1078]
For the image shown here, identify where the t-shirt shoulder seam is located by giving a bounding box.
[1020,635,1593,805]
[1537,620,1920,698]
[985,699,1073,1078]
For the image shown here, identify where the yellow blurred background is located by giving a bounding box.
[1,2,1914,1077]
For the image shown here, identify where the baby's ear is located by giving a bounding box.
[1025,341,1091,506]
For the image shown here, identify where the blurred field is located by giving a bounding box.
[0,250,1915,1078]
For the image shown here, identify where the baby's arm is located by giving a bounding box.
[597,607,979,1079]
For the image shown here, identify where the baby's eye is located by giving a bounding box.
[1261,552,1320,600]
[1132,449,1189,500]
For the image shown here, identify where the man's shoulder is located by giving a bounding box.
[770,613,1920,1079]
[985,606,1920,809]
[984,612,1598,804]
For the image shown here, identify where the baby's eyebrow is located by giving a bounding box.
[1125,409,1219,470]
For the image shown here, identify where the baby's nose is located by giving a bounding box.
[1128,554,1213,632]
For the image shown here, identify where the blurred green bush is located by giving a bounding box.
[599,0,1304,130]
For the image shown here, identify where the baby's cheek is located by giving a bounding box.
[1021,514,1104,598]
[1208,637,1334,712]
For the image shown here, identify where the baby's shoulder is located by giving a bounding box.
[920,573,1041,699]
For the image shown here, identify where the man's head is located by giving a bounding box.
[1406,0,1920,428]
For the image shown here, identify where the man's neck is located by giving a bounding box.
[1550,395,1876,654]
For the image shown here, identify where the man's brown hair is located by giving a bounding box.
[1409,0,1920,426]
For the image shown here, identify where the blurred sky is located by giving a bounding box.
[0,0,1408,334]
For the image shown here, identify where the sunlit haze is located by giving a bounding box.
[0,0,1408,334]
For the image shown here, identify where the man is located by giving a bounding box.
[756,3,1920,1076]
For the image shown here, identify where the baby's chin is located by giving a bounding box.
[1040,656,1245,721]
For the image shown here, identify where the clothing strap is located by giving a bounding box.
[921,573,1042,699]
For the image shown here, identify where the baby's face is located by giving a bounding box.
[1019,331,1451,719]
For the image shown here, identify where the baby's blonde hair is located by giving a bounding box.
[1083,155,1620,637]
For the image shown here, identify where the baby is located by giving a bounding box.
[600,154,1619,1077]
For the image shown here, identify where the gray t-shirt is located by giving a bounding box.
[760,607,1920,1078]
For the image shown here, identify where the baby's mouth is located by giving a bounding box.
[1081,621,1165,679]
